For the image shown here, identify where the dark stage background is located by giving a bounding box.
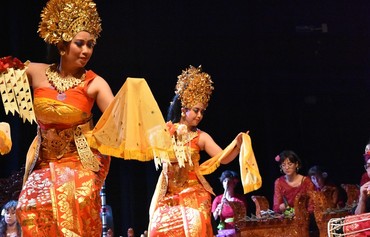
[1,1,370,236]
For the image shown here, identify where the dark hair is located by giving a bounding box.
[219,170,239,183]
[46,44,61,64]
[278,150,302,169]
[308,165,327,177]
[0,200,21,237]
[166,94,182,122]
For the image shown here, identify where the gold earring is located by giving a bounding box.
[60,51,65,56]
[181,112,185,117]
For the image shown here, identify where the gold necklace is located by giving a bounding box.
[46,64,86,93]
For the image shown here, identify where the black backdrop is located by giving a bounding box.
[1,0,370,236]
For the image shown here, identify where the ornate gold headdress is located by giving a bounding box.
[38,0,102,45]
[175,65,214,109]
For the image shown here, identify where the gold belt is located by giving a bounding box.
[40,121,101,172]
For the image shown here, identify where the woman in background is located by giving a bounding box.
[0,200,21,237]
[273,150,315,214]
[360,142,370,186]
[212,170,247,232]
[308,165,345,208]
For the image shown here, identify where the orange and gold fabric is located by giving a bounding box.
[16,70,110,237]
[147,131,261,237]
[148,131,214,237]
[0,122,12,155]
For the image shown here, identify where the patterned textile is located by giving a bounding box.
[343,212,370,236]
[328,213,370,236]
[16,70,111,237]
[148,130,260,237]
[148,131,214,237]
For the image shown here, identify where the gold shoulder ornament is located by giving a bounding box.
[0,56,36,124]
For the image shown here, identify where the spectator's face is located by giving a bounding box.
[4,207,17,226]
[365,160,370,178]
[222,177,236,190]
[365,144,370,154]
[310,175,324,189]
[280,160,298,175]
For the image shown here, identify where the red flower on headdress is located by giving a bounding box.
[0,56,24,73]
[166,121,176,136]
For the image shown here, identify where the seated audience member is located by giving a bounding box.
[273,150,315,214]
[212,170,247,231]
[308,165,346,208]
[354,180,370,214]
[353,142,370,214]
[360,142,370,186]
[0,200,21,237]
[127,227,134,237]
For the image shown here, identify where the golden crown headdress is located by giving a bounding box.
[175,65,214,109]
[38,0,102,45]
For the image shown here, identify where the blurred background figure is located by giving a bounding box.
[353,141,370,214]
[212,170,247,233]
[127,227,134,237]
[0,200,21,237]
[360,142,370,186]
[308,165,346,208]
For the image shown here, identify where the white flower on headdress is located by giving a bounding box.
[177,124,188,136]
[1,209,5,216]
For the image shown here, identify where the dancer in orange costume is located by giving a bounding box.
[148,66,261,237]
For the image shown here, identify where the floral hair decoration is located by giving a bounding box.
[275,155,280,162]
[0,56,25,73]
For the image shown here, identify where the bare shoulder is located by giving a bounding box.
[27,62,49,75]
[88,74,111,92]
[26,62,49,87]
[198,130,222,155]
[198,130,212,140]
[87,74,114,103]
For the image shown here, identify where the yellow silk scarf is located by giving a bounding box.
[87,78,171,162]
[198,133,262,194]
